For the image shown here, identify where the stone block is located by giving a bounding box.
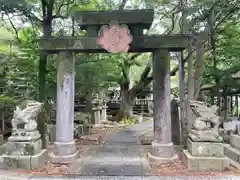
[237,124,240,135]
[6,138,42,156]
[75,124,83,135]
[53,141,76,156]
[230,134,240,150]
[224,144,240,163]
[0,134,4,145]
[183,150,229,172]
[49,150,79,164]
[44,134,49,146]
[148,152,178,165]
[0,144,6,155]
[83,124,92,134]
[8,132,41,142]
[47,124,56,142]
[223,121,237,132]
[3,149,47,170]
[187,139,224,157]
[151,142,175,158]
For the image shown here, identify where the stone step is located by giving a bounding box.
[182,150,229,172]
[224,143,240,164]
[138,129,152,145]
[230,134,240,150]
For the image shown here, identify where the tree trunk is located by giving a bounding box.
[37,1,53,148]
[38,2,53,102]
[38,54,47,102]
[235,95,239,116]
[179,0,188,148]
[194,40,205,100]
[223,87,228,121]
[187,42,194,100]
[186,41,194,141]
[209,8,220,114]
[120,88,135,118]
[85,91,93,113]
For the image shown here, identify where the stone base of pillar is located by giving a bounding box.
[148,141,178,165]
[3,149,48,170]
[49,141,79,164]
[92,124,103,128]
[3,135,48,170]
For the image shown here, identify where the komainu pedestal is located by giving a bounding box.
[224,125,240,168]
[183,101,229,171]
[3,101,47,170]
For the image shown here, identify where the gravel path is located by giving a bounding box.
[77,121,153,176]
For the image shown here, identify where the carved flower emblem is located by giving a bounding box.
[97,21,133,53]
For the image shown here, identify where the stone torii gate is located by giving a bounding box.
[39,9,190,164]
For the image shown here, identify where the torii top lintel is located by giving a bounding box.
[72,9,154,30]
[39,9,191,53]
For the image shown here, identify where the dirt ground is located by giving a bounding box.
[150,149,240,176]
[150,160,240,176]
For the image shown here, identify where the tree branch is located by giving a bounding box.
[170,45,212,76]
[6,14,21,43]
[170,1,239,76]
[129,60,152,96]
[129,4,180,60]
[118,0,127,10]
[166,12,176,35]
[52,0,75,19]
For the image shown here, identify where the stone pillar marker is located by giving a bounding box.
[149,48,178,163]
[96,105,101,125]
[101,101,107,122]
[91,102,101,126]
[49,51,78,163]
[0,133,5,155]
[171,99,181,145]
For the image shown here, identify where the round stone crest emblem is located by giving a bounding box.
[97,21,133,53]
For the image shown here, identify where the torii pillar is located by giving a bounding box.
[49,51,78,163]
[149,49,178,164]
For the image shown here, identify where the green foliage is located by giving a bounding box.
[202,16,240,89]
[119,116,137,125]
[171,86,179,98]
[74,112,91,124]
[0,0,239,112]
[143,118,152,122]
[75,53,121,97]
[0,95,17,110]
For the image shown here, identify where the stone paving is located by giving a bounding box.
[77,121,153,176]
[0,174,240,180]
[2,120,239,179]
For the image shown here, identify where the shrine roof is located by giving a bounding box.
[73,9,154,30]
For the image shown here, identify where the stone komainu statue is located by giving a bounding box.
[11,101,42,137]
[188,100,222,142]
